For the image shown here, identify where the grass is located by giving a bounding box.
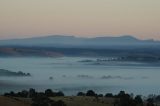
[51,96,115,106]
[0,96,30,106]
[1,96,160,106]
[0,96,115,106]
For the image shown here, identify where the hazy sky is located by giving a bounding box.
[0,0,160,40]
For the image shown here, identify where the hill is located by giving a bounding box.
[0,35,159,48]
[0,35,160,57]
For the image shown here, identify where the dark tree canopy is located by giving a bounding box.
[86,90,96,96]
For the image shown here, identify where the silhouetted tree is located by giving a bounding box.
[118,91,125,97]
[17,90,28,97]
[155,95,160,104]
[105,93,113,97]
[31,93,50,106]
[77,92,85,96]
[117,91,136,106]
[29,88,36,98]
[31,92,66,106]
[86,90,96,96]
[4,91,15,97]
[134,95,143,106]
[45,89,53,97]
[147,98,155,106]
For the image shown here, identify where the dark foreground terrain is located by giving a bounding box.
[1,89,160,106]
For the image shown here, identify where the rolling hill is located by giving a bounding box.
[0,35,159,48]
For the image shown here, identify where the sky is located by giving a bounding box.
[0,0,160,40]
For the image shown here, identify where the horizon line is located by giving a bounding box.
[0,34,156,41]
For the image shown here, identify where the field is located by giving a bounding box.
[51,96,115,106]
[0,96,30,106]
[1,96,160,106]
[0,96,115,106]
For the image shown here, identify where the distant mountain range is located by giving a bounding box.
[0,35,160,57]
[0,35,159,48]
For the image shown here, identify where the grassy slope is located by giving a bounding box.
[51,96,115,106]
[0,96,30,106]
[1,96,160,106]
[0,96,114,106]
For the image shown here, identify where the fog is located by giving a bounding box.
[0,57,160,95]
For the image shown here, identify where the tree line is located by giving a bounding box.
[3,89,158,106]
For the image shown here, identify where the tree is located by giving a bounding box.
[105,93,113,97]
[86,90,96,96]
[117,91,136,106]
[17,90,28,97]
[134,95,143,105]
[45,89,53,97]
[118,91,125,97]
[29,88,36,98]
[32,93,66,106]
[77,92,85,96]
[31,93,50,106]
[147,98,155,106]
